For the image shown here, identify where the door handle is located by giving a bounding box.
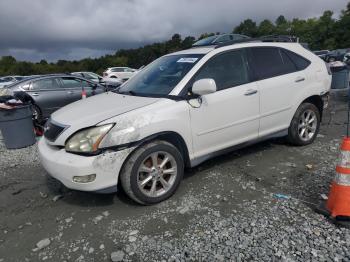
[244,89,258,96]
[31,93,39,96]
[67,91,74,94]
[295,77,305,83]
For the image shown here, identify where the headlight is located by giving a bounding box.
[65,124,114,153]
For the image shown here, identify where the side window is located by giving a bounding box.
[32,78,59,90]
[215,35,230,43]
[61,78,82,88]
[250,47,285,80]
[283,49,311,70]
[112,68,123,72]
[194,49,250,91]
[82,80,95,87]
[279,49,298,74]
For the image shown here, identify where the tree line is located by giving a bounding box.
[1,2,349,77]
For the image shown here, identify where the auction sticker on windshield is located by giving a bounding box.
[177,57,198,63]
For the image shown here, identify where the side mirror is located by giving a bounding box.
[192,78,217,96]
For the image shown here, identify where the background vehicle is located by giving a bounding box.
[0,76,26,88]
[71,71,123,89]
[192,33,249,47]
[71,72,102,83]
[39,39,331,205]
[102,67,137,81]
[325,49,350,62]
[5,74,106,121]
[313,50,330,60]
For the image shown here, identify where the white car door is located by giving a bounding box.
[248,47,309,137]
[188,49,260,159]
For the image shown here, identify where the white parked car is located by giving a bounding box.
[0,76,25,88]
[102,67,137,81]
[39,41,331,204]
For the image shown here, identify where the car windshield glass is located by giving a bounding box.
[193,36,217,46]
[116,54,204,97]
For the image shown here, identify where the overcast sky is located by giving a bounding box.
[0,0,348,62]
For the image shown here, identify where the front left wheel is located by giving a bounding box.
[120,140,184,205]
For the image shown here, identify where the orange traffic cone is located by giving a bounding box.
[326,137,350,218]
[316,137,350,227]
[81,88,87,99]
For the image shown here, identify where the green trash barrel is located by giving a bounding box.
[0,105,36,149]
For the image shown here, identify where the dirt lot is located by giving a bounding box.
[1,95,350,261]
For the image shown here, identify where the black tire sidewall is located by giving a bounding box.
[288,103,320,146]
[129,143,184,204]
[32,104,43,123]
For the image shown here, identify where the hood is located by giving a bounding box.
[51,92,160,127]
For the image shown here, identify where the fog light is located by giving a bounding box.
[73,174,96,183]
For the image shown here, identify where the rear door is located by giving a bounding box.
[248,47,308,137]
[28,77,65,116]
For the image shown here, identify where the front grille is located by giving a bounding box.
[44,119,68,142]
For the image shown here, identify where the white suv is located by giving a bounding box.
[103,67,137,81]
[39,42,331,204]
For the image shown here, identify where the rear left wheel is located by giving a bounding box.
[287,102,320,146]
[120,140,184,205]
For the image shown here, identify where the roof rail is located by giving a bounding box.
[213,35,299,49]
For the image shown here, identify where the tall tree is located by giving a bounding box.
[233,19,258,37]
[258,19,275,36]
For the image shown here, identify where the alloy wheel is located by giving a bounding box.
[137,151,177,198]
[298,109,317,142]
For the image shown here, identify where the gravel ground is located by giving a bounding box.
[0,96,349,261]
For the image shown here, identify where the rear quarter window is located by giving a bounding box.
[282,49,311,70]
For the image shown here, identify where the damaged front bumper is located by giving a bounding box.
[38,138,133,192]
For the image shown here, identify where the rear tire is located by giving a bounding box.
[287,103,320,146]
[120,140,184,205]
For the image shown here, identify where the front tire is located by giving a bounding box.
[287,102,320,146]
[120,140,184,205]
[32,104,43,123]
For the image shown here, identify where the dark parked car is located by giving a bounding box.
[71,71,102,83]
[192,33,249,47]
[325,49,350,62]
[3,74,106,122]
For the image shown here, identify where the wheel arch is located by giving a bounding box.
[118,131,191,178]
[136,131,191,168]
[300,95,323,120]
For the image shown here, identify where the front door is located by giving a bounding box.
[59,77,84,104]
[188,49,260,159]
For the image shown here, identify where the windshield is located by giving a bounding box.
[116,54,204,97]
